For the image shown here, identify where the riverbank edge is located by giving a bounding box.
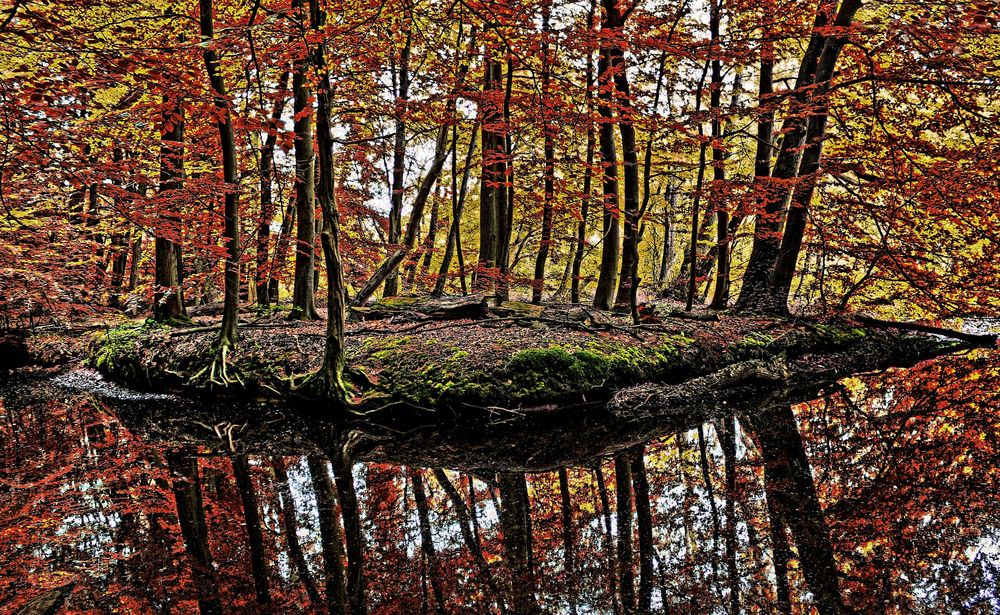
[82,309,971,419]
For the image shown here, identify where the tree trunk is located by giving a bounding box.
[614,454,635,612]
[308,0,350,398]
[476,26,508,297]
[328,449,366,614]
[748,404,852,614]
[413,470,448,615]
[629,449,654,613]
[531,0,556,304]
[385,22,413,298]
[273,458,322,606]
[770,0,862,310]
[603,0,640,310]
[232,455,272,608]
[764,473,793,615]
[698,424,724,594]
[353,29,475,306]
[199,0,240,349]
[433,121,478,297]
[497,472,539,615]
[432,469,506,611]
[307,457,348,614]
[593,43,621,310]
[255,71,291,308]
[153,99,186,322]
[719,417,740,615]
[571,0,597,305]
[290,29,319,320]
[418,186,442,282]
[708,0,731,310]
[166,451,221,615]
[595,466,620,614]
[736,0,836,312]
[557,468,578,615]
[268,197,296,303]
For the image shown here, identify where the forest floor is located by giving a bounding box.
[72,296,983,422]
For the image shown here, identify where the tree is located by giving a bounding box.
[199,0,241,355]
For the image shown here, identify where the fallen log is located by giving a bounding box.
[852,314,997,347]
[349,294,489,322]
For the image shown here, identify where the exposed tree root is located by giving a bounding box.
[189,344,244,388]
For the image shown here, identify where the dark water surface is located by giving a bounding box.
[1,349,998,614]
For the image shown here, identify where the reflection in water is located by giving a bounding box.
[1,351,999,613]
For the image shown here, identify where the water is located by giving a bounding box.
[1,349,998,613]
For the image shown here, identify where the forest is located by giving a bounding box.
[1,0,999,613]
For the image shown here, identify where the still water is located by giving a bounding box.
[1,349,998,614]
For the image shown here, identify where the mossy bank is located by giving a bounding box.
[87,302,971,418]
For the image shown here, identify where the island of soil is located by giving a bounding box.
[80,297,989,430]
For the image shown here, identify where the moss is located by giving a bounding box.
[358,332,697,408]
[254,304,291,318]
[90,320,168,380]
[365,344,474,406]
[810,323,867,344]
[379,296,423,308]
[734,323,870,360]
[729,331,777,359]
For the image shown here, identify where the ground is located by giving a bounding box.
[80,297,970,420]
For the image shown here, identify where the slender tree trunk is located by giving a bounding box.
[413,470,448,615]
[736,0,836,312]
[770,0,862,310]
[476,26,508,296]
[268,197,296,303]
[708,0,731,310]
[308,0,350,398]
[290,27,319,320]
[748,404,852,614]
[273,458,322,605]
[432,469,506,612]
[418,186,442,281]
[698,424,724,595]
[719,417,740,615]
[571,0,597,305]
[167,451,222,615]
[350,121,450,307]
[353,30,475,306]
[764,474,793,615]
[498,55,516,303]
[603,0,640,309]
[656,188,675,287]
[497,472,540,615]
[232,455,272,609]
[308,457,348,614]
[154,100,186,321]
[614,455,635,612]
[595,466,620,615]
[199,0,240,349]
[686,129,710,311]
[531,0,556,304]
[385,22,413,298]
[433,121,478,297]
[127,232,142,295]
[629,449,654,613]
[327,448,366,615]
[256,71,291,307]
[593,43,621,310]
[557,468,578,614]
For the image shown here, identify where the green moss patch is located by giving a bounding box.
[356,334,696,408]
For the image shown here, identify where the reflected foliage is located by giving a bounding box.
[1,352,998,612]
